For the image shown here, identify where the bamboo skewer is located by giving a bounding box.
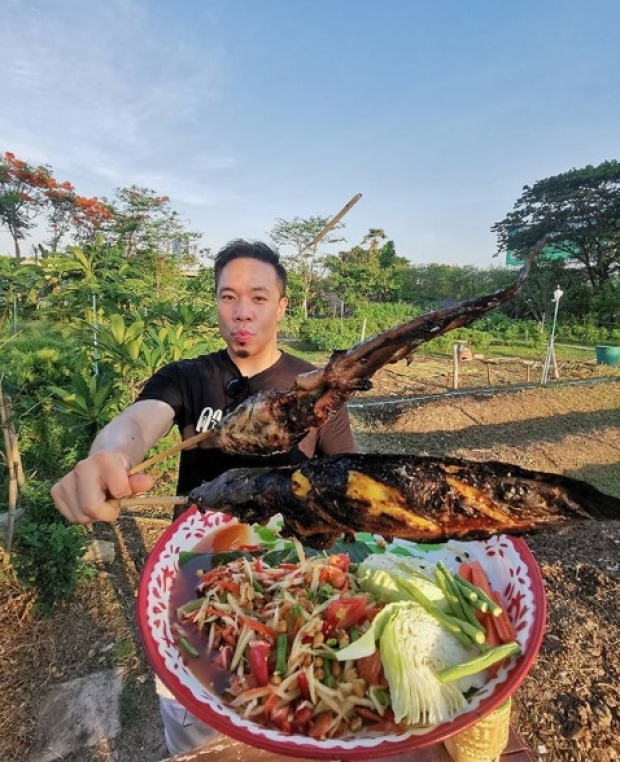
[128,431,214,475]
[113,496,189,510]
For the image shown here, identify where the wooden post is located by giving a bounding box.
[452,343,460,390]
[551,345,560,379]
[0,396,17,553]
[0,389,20,554]
[4,396,24,488]
[486,362,492,385]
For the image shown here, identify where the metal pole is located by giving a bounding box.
[541,286,563,386]
[92,292,99,377]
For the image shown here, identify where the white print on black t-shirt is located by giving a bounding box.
[196,406,223,432]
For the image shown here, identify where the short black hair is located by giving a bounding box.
[214,239,287,296]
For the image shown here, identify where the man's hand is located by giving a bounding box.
[51,451,154,524]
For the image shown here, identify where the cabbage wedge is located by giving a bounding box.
[337,601,481,726]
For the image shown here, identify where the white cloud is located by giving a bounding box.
[0,0,233,199]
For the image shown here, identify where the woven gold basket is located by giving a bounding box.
[444,698,512,762]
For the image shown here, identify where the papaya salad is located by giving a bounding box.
[173,542,521,740]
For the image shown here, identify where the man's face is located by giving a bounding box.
[217,257,288,360]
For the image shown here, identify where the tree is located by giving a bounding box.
[270,216,345,318]
[46,182,115,251]
[400,264,513,308]
[492,161,620,289]
[0,152,55,259]
[505,258,588,328]
[111,186,201,261]
[0,151,114,257]
[0,255,43,332]
[39,237,134,320]
[326,231,408,308]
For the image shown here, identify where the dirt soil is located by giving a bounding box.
[1,362,619,762]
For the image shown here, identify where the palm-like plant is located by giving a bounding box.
[48,372,116,437]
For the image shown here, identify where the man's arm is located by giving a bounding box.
[51,399,174,524]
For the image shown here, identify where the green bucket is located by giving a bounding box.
[595,345,620,367]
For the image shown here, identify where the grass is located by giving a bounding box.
[281,337,602,365]
[490,341,597,362]
[119,675,154,727]
[111,638,136,665]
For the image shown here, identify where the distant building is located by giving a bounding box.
[505,242,574,267]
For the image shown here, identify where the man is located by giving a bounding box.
[51,239,356,754]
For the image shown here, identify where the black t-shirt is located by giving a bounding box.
[137,349,356,497]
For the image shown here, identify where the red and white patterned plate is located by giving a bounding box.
[138,506,546,760]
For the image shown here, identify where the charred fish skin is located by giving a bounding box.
[188,453,620,549]
[208,242,545,457]
[212,388,351,456]
[188,464,349,548]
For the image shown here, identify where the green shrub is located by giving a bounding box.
[1,323,77,397]
[350,302,419,323]
[280,311,304,339]
[12,518,94,614]
[10,473,96,614]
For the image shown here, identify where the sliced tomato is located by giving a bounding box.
[212,644,233,670]
[358,707,402,732]
[326,553,351,571]
[324,597,369,634]
[248,640,272,686]
[356,650,385,686]
[270,703,293,733]
[221,625,237,646]
[318,565,349,590]
[297,671,311,700]
[363,605,382,622]
[292,701,314,732]
[308,710,334,740]
[264,692,283,718]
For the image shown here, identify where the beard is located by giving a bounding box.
[233,348,250,359]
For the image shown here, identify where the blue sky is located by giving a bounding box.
[1,0,619,266]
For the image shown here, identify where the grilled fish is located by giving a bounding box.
[188,454,620,549]
[204,241,545,456]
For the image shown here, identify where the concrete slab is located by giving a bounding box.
[28,668,123,762]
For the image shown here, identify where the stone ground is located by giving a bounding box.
[1,363,619,762]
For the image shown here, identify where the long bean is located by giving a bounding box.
[454,574,502,616]
[177,598,205,618]
[436,562,486,646]
[437,641,522,683]
[438,567,468,621]
[179,637,200,658]
[395,575,475,648]
[275,632,288,675]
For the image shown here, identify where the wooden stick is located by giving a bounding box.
[113,496,189,510]
[129,430,215,475]
[307,193,362,250]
